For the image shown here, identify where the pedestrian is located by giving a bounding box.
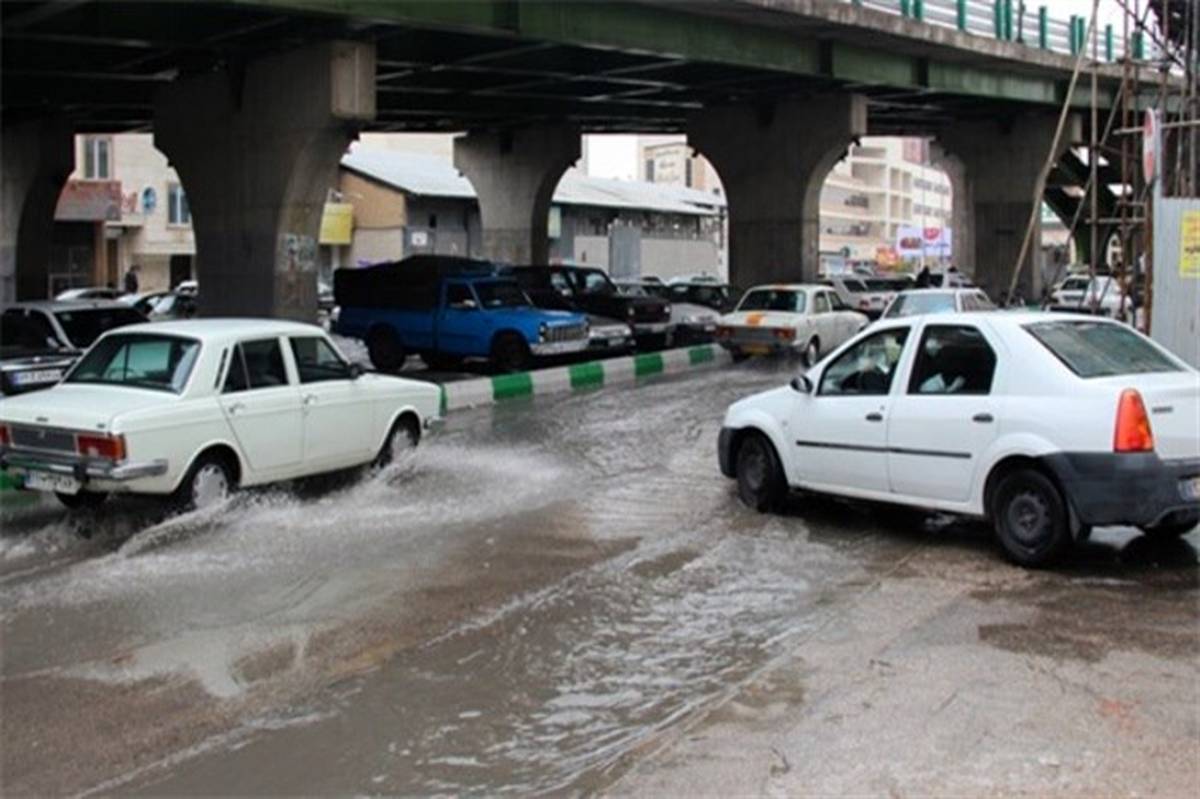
[915,265,932,287]
[123,264,140,294]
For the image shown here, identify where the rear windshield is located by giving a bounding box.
[1024,320,1182,378]
[67,333,200,393]
[54,307,146,348]
[884,292,956,318]
[737,289,804,313]
[1,313,64,356]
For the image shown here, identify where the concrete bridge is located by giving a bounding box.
[1,0,1163,317]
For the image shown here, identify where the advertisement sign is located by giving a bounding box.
[875,246,900,268]
[895,226,952,258]
[1181,210,1200,278]
[319,202,354,245]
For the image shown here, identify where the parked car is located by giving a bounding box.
[880,288,994,319]
[504,265,673,350]
[662,281,738,313]
[0,313,80,396]
[0,319,442,510]
[1047,275,1132,317]
[823,275,891,319]
[924,270,975,289]
[1,301,147,367]
[715,284,868,364]
[334,256,589,372]
[141,291,199,321]
[717,312,1199,567]
[615,279,720,344]
[55,287,127,302]
[175,279,198,296]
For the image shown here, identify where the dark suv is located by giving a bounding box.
[504,265,674,349]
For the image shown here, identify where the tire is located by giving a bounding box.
[491,332,531,373]
[56,491,109,510]
[731,350,750,363]
[421,351,461,372]
[175,453,234,512]
[803,337,820,367]
[735,433,786,513]
[375,415,420,467]
[1141,511,1200,540]
[990,468,1072,567]
[366,326,405,372]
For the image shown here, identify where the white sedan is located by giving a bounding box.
[0,319,442,510]
[716,284,868,364]
[717,312,1199,567]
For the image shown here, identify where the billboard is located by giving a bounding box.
[896,226,951,258]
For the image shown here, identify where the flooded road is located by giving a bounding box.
[2,362,1197,796]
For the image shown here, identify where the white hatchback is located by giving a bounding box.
[717,312,1200,566]
[0,319,442,510]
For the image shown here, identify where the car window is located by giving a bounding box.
[1,312,60,353]
[884,292,956,318]
[223,345,250,393]
[290,337,351,383]
[67,333,199,393]
[241,338,289,388]
[738,289,804,313]
[908,325,997,395]
[446,284,474,308]
[549,271,574,295]
[813,292,831,314]
[1024,320,1181,378]
[1062,278,1089,291]
[829,293,850,311]
[475,281,528,309]
[575,270,614,295]
[819,328,910,396]
[843,279,867,292]
[53,307,145,348]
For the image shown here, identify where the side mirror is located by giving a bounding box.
[790,374,813,394]
[348,362,363,380]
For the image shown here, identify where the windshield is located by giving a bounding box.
[737,290,804,313]
[474,281,530,309]
[53,307,145,348]
[67,333,200,393]
[884,292,957,318]
[1024,320,1181,378]
[575,270,616,295]
[1,313,64,356]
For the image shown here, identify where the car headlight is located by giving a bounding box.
[538,322,547,342]
[664,304,672,315]
[627,306,636,318]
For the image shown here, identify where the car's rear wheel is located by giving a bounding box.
[176,454,234,512]
[803,337,820,367]
[491,332,531,373]
[730,350,750,363]
[367,326,405,372]
[991,468,1071,567]
[735,433,786,513]
[375,415,420,468]
[1141,511,1200,540]
[56,491,109,510]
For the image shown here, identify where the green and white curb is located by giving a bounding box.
[440,344,732,412]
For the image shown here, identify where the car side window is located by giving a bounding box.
[549,270,574,296]
[907,325,997,396]
[813,292,831,314]
[446,284,474,308]
[241,338,289,389]
[223,345,250,393]
[819,328,910,396]
[829,292,850,311]
[290,337,351,383]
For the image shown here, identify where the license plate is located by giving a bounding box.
[24,471,80,495]
[12,369,63,386]
[743,344,770,355]
[1181,476,1200,501]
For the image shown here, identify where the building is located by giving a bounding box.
[327,145,726,283]
[48,133,195,296]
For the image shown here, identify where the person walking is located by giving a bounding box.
[123,264,140,294]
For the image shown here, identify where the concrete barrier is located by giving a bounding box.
[440,343,732,412]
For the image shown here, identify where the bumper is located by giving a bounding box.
[0,447,168,485]
[1041,452,1200,527]
[718,427,737,478]
[718,337,799,354]
[423,415,444,432]
[531,339,589,357]
[632,322,673,335]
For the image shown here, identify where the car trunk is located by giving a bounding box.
[0,384,169,440]
[1096,373,1200,461]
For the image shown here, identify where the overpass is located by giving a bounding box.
[1,0,1166,317]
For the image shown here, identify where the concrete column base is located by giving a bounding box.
[453,123,580,265]
[1,117,73,303]
[154,41,374,320]
[689,95,867,287]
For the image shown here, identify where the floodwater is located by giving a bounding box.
[1,360,1196,796]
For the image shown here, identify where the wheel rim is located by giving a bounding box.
[1006,489,1049,545]
[390,427,415,459]
[806,341,818,364]
[192,463,229,510]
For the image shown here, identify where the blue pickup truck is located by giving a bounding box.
[334,256,590,372]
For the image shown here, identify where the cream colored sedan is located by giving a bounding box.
[0,319,441,510]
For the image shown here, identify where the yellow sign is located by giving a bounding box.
[1181,210,1200,278]
[319,202,353,245]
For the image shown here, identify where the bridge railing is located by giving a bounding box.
[852,0,1157,63]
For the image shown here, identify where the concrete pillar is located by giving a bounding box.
[155,41,374,320]
[937,113,1076,301]
[930,144,974,278]
[453,123,580,265]
[1,117,73,303]
[689,95,867,287]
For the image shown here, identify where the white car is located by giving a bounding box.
[717,312,1200,567]
[55,287,128,302]
[716,284,868,364]
[0,319,441,510]
[1048,275,1131,317]
[881,288,994,319]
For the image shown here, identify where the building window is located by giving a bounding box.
[167,183,191,226]
[645,159,655,182]
[428,213,438,229]
[685,159,693,188]
[82,136,112,180]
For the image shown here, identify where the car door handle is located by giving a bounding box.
[972,413,994,423]
[865,412,884,422]
[227,401,245,415]
[303,394,318,406]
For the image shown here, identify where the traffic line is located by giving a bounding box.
[441,344,732,412]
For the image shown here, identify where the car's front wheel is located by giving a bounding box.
[375,416,420,468]
[176,454,234,512]
[991,468,1071,567]
[735,433,786,512]
[491,333,531,373]
[56,491,109,511]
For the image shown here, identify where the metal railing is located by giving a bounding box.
[851,0,1157,63]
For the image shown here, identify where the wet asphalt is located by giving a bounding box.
[0,359,1196,796]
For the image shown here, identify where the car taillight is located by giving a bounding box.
[1114,389,1154,453]
[0,424,10,447]
[716,325,732,339]
[76,433,126,461]
[774,328,796,341]
[859,299,871,309]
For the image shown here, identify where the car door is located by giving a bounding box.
[886,323,1002,503]
[289,335,373,468]
[790,326,912,494]
[219,338,303,476]
[438,283,482,355]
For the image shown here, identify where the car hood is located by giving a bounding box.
[0,383,171,433]
[720,310,803,328]
[494,307,586,326]
[671,302,718,322]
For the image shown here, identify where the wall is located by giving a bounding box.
[640,237,719,281]
[1150,195,1199,367]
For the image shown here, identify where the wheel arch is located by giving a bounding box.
[378,406,423,453]
[174,441,244,492]
[725,419,795,487]
[982,453,1071,523]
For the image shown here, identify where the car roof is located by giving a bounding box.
[108,317,324,340]
[897,287,980,295]
[4,299,137,312]
[871,309,1110,329]
[744,283,828,292]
